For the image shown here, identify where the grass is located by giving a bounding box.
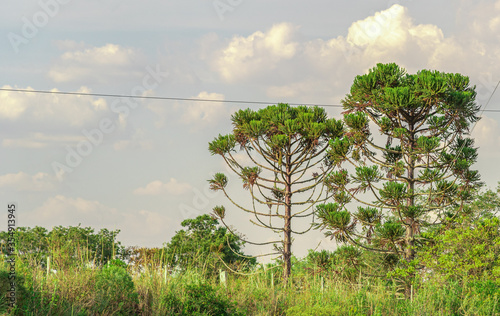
[1,254,499,315]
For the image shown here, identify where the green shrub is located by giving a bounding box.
[162,281,243,316]
[421,217,500,282]
[0,270,29,315]
[94,263,139,315]
[287,303,342,316]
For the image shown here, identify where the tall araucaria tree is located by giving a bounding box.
[315,63,482,293]
[208,103,344,280]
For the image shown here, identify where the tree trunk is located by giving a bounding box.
[283,151,292,282]
[283,204,291,281]
[405,123,416,299]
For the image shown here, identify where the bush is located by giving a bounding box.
[93,262,139,315]
[421,217,500,282]
[287,304,342,316]
[162,281,243,316]
[0,270,29,315]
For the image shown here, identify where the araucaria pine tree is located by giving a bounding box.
[315,63,482,292]
[208,104,343,280]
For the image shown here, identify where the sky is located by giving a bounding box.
[1,0,500,261]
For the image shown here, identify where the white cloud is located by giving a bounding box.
[214,23,298,82]
[30,195,122,227]
[346,4,412,47]
[0,172,58,192]
[211,5,457,101]
[0,85,108,127]
[178,92,227,129]
[205,3,500,107]
[48,44,144,84]
[306,4,447,70]
[134,178,192,196]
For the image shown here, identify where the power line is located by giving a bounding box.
[2,87,500,113]
[0,88,342,108]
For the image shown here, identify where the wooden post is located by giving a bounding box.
[271,271,274,289]
[321,276,325,293]
[46,256,50,276]
[219,269,227,287]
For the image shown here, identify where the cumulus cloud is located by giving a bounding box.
[213,23,299,82]
[48,43,144,84]
[134,178,192,196]
[211,5,461,102]
[304,5,447,73]
[346,4,413,47]
[211,3,500,107]
[0,85,108,127]
[0,172,58,192]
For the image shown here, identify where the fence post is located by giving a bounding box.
[219,269,228,287]
[271,271,274,289]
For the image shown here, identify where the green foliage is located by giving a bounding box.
[94,262,139,315]
[466,182,500,218]
[0,225,124,269]
[164,215,255,274]
[307,249,334,273]
[420,216,500,283]
[208,134,236,155]
[161,281,244,316]
[208,172,228,191]
[0,269,29,315]
[315,203,354,243]
[2,242,500,315]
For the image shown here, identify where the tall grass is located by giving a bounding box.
[1,251,499,315]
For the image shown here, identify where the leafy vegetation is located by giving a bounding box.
[0,225,124,269]
[94,260,139,315]
[163,214,256,275]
